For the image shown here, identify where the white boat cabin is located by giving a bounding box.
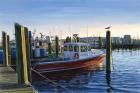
[64,43,93,60]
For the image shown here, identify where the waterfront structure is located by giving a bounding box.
[80,37,121,48]
[80,37,106,48]
[123,35,131,45]
[112,37,122,44]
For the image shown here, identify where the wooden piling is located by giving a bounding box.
[106,30,112,86]
[24,27,31,82]
[48,43,52,54]
[28,31,32,58]
[98,36,102,49]
[2,32,9,66]
[106,31,112,73]
[55,36,59,58]
[15,23,29,86]
[21,26,29,85]
[15,24,22,85]
[7,35,11,65]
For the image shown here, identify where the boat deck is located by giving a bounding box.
[0,66,36,93]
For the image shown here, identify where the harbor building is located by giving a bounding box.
[123,35,131,45]
[80,37,106,48]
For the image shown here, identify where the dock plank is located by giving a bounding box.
[0,66,36,93]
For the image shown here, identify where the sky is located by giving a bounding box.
[0,0,140,40]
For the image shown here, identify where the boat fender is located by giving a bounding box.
[73,53,79,59]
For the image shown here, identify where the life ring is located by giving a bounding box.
[73,53,79,59]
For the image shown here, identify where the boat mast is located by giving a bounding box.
[69,24,72,42]
[87,25,89,43]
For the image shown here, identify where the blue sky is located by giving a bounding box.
[0,0,140,39]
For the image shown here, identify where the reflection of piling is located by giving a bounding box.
[2,32,9,66]
[55,36,59,58]
[15,23,30,86]
[106,31,112,86]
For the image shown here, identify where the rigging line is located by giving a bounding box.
[31,68,76,93]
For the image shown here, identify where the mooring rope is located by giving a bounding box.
[31,68,76,93]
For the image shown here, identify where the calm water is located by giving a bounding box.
[33,50,140,93]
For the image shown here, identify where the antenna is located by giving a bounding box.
[69,24,72,42]
[60,30,62,40]
[137,32,139,40]
[32,29,36,39]
[87,25,89,37]
[69,24,71,37]
[87,25,89,43]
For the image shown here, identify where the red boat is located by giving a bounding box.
[33,43,105,74]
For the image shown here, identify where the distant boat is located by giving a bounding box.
[33,43,105,74]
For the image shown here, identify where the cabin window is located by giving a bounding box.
[69,45,73,51]
[64,46,67,51]
[88,46,91,51]
[85,46,87,52]
[81,46,88,52]
[84,46,86,52]
[81,46,83,52]
[74,46,79,52]
[81,46,85,52]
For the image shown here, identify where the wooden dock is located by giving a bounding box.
[0,66,36,93]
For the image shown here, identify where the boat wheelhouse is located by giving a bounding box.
[63,43,93,60]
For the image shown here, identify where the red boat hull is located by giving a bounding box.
[33,54,105,74]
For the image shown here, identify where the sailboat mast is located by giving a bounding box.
[87,25,89,43]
